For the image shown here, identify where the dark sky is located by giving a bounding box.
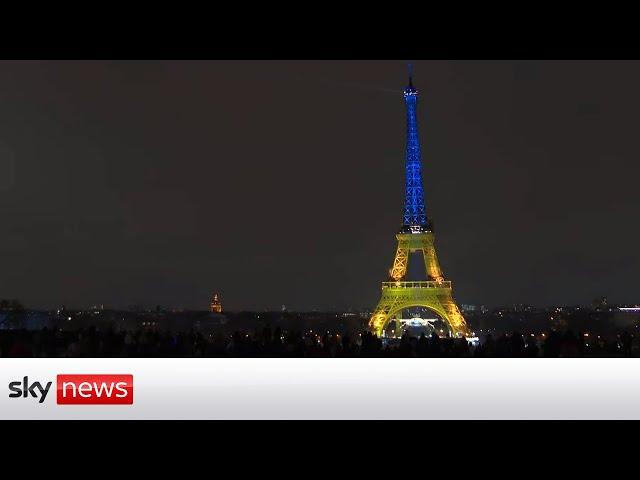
[1,60,639,311]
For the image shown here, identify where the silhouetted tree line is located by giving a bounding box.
[0,299,25,311]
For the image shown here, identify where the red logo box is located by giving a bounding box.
[57,375,133,405]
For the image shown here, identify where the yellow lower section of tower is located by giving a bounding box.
[369,232,470,337]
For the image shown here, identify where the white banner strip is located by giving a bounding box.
[1,358,639,419]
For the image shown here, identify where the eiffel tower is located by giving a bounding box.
[369,70,470,338]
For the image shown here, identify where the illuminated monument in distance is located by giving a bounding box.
[210,293,222,313]
[369,71,470,338]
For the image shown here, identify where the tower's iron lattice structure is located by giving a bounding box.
[369,73,470,337]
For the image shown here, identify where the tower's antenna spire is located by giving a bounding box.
[408,62,414,88]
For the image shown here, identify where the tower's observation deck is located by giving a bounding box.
[382,281,452,289]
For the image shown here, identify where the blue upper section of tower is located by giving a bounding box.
[402,75,428,229]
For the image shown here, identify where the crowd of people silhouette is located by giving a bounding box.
[0,326,636,357]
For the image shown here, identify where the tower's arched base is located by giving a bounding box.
[369,281,469,337]
[369,231,469,337]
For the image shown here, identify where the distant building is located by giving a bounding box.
[210,293,222,313]
[512,304,532,313]
[592,296,608,311]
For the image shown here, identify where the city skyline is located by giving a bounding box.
[1,60,639,310]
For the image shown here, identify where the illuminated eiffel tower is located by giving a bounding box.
[369,70,470,337]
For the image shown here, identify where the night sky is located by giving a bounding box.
[1,60,639,311]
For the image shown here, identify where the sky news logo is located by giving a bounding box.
[8,375,133,404]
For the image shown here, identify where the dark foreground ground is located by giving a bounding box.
[1,326,637,357]
[1,305,638,357]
